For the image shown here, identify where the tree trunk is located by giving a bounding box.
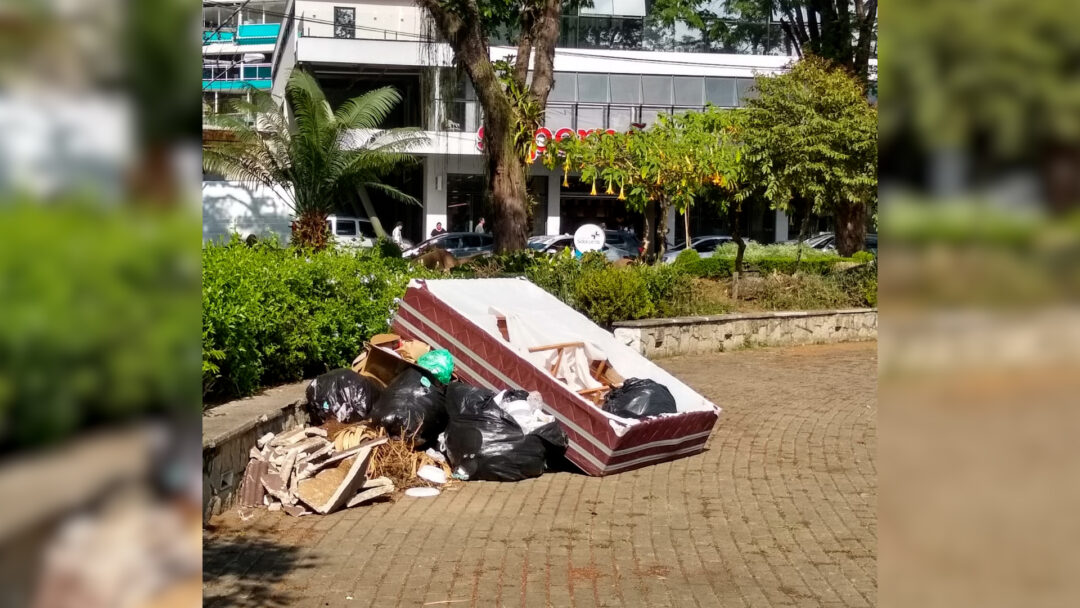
[655,199,669,261]
[355,185,387,238]
[487,127,529,253]
[796,202,813,265]
[292,210,330,249]
[730,203,745,300]
[834,201,867,257]
[684,207,691,249]
[418,0,562,253]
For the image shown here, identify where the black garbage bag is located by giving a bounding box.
[305,369,382,424]
[602,378,677,419]
[368,367,448,443]
[443,382,568,482]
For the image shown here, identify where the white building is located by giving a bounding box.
[203,0,796,244]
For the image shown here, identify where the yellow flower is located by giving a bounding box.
[655,174,662,186]
[562,172,569,188]
[618,185,626,201]
[590,180,597,196]
[605,182,615,195]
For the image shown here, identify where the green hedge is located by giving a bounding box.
[202,241,876,401]
[202,238,431,402]
[673,243,864,278]
[1,202,199,448]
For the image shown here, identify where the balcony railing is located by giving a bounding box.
[202,62,273,91]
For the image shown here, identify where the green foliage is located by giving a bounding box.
[673,248,702,266]
[202,238,432,401]
[850,250,876,264]
[203,71,426,245]
[742,56,877,221]
[0,202,199,448]
[573,268,656,327]
[635,264,693,317]
[374,237,404,258]
[740,273,853,311]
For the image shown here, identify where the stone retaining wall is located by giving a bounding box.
[613,309,877,358]
[202,382,309,520]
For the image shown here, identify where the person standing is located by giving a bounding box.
[474,217,486,233]
[430,222,446,237]
[391,221,404,245]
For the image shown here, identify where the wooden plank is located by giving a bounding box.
[527,341,585,353]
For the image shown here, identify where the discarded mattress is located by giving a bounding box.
[391,278,721,476]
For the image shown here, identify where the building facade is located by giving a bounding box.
[203,0,796,245]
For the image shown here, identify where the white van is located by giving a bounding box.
[327,215,377,248]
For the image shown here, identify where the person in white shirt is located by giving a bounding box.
[391,221,403,245]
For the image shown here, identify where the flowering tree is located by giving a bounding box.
[543,107,745,260]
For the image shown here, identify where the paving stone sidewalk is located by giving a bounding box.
[205,341,877,608]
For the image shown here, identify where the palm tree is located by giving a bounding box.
[203,70,426,249]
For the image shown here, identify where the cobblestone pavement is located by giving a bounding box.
[205,342,877,608]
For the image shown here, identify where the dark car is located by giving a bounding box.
[402,232,495,259]
[603,230,642,258]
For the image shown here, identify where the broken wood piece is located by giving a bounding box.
[304,427,328,438]
[256,432,276,448]
[267,501,282,512]
[279,450,297,488]
[249,446,265,461]
[295,445,377,514]
[577,386,610,395]
[300,442,334,464]
[345,484,394,508]
[528,341,585,353]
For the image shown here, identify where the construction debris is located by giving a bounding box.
[237,421,457,518]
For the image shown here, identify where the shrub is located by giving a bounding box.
[673,248,701,267]
[202,238,431,401]
[573,267,655,326]
[636,264,692,317]
[739,273,852,311]
[850,250,875,264]
[1,201,199,448]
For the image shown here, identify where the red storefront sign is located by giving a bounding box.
[476,126,618,159]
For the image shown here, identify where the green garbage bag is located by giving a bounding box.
[417,349,454,384]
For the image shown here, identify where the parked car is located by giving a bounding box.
[327,215,377,248]
[661,235,734,263]
[402,232,495,259]
[528,235,633,263]
[780,232,877,255]
[604,230,642,258]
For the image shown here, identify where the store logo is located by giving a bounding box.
[476,126,618,158]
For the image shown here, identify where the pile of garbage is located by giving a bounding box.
[237,333,568,517]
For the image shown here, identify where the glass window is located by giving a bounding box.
[736,78,758,105]
[577,74,609,102]
[335,219,356,236]
[706,77,737,106]
[609,75,641,103]
[333,7,355,39]
[639,106,667,126]
[461,234,482,247]
[576,106,606,130]
[358,220,376,238]
[545,104,573,129]
[550,73,576,102]
[642,76,672,104]
[673,76,703,105]
[608,106,635,131]
[479,234,494,246]
[439,235,462,249]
